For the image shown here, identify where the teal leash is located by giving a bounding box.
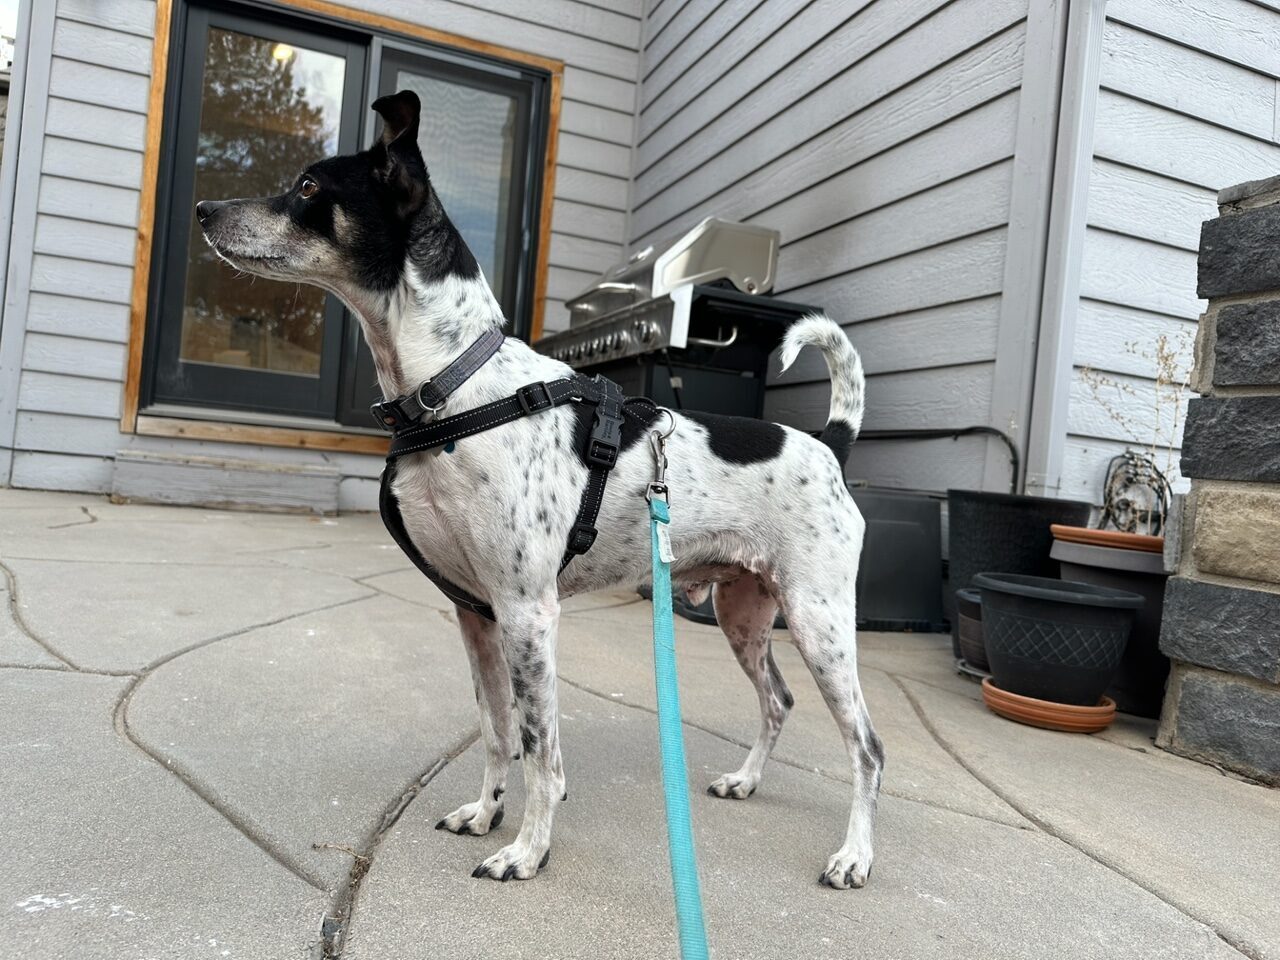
[647,424,711,960]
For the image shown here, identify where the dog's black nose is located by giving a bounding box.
[195,200,222,224]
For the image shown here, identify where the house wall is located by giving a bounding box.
[627,0,1036,493]
[0,0,642,509]
[1059,0,1280,501]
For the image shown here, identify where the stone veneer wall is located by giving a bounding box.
[1155,174,1280,785]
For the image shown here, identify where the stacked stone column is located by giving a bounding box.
[1156,174,1280,785]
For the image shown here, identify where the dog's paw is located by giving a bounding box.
[818,847,873,889]
[435,801,504,837]
[471,842,551,882]
[707,772,758,800]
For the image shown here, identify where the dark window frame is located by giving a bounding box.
[141,0,552,427]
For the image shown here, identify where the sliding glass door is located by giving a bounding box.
[150,7,365,416]
[145,1,551,427]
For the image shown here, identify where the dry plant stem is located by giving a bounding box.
[1078,330,1192,535]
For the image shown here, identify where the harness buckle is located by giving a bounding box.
[585,376,623,468]
[371,397,411,431]
[516,381,554,414]
[566,523,598,555]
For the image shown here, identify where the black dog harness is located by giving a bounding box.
[375,329,653,622]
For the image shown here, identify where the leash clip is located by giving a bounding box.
[646,411,675,504]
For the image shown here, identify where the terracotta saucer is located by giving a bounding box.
[981,677,1116,733]
[1049,524,1163,554]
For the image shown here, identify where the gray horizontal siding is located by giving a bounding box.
[8,0,644,501]
[629,0,1029,492]
[1063,0,1280,498]
[631,0,1026,240]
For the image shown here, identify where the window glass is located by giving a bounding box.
[395,71,520,303]
[179,27,345,376]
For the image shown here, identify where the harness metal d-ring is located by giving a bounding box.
[415,381,446,419]
[653,407,676,441]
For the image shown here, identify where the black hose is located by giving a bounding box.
[853,426,1021,495]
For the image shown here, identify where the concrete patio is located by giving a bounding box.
[2,488,1277,960]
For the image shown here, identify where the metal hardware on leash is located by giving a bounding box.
[646,409,676,504]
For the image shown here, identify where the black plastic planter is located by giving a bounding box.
[975,573,1143,707]
[1051,539,1170,718]
[954,587,987,671]
[945,490,1091,656]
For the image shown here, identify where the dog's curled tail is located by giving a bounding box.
[778,313,865,469]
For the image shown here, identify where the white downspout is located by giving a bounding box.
[1023,0,1108,497]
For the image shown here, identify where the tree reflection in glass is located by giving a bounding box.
[180,28,344,376]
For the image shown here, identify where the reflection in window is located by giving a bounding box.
[180,28,344,376]
[397,72,518,303]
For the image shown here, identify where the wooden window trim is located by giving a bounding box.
[121,0,564,456]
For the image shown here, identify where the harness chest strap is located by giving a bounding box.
[378,369,644,621]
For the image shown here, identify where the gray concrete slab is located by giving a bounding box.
[556,602,1028,828]
[7,557,373,672]
[126,594,480,889]
[902,676,1280,959]
[347,683,1239,960]
[0,668,325,958]
[3,491,1276,960]
[359,568,459,614]
[256,540,412,580]
[0,582,65,669]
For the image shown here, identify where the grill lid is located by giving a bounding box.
[566,218,780,328]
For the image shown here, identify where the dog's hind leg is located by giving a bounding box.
[707,574,792,800]
[472,592,564,881]
[437,607,516,837]
[782,589,883,889]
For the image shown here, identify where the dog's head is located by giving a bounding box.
[196,90,471,300]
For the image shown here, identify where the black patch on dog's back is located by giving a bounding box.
[683,410,785,465]
[819,419,855,469]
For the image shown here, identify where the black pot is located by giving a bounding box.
[946,490,1092,657]
[954,588,987,671]
[1051,539,1170,718]
[975,573,1143,706]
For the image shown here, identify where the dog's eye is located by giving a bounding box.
[299,178,319,199]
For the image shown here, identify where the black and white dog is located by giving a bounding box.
[196,91,883,889]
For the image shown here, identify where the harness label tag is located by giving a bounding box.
[656,522,676,564]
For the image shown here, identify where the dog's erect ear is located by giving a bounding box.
[373,90,421,149]
[370,90,426,217]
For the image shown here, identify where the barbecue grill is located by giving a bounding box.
[534,218,817,418]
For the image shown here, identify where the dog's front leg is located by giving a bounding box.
[472,592,563,881]
[436,607,514,836]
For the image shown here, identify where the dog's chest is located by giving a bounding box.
[391,456,474,573]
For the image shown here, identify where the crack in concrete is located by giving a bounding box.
[112,594,376,895]
[555,673,1034,833]
[889,674,1262,960]
[316,729,480,960]
[0,661,133,676]
[0,559,84,670]
[46,505,98,530]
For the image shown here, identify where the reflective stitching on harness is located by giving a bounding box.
[392,407,530,457]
